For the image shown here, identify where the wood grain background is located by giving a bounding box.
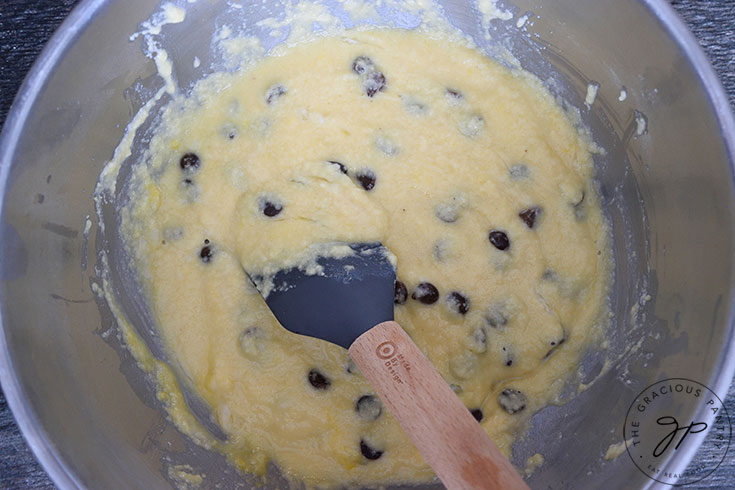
[0,1,733,488]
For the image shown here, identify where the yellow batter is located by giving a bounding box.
[121,29,609,488]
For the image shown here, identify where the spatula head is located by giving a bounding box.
[258,243,396,349]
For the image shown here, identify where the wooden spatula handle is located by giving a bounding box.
[349,321,529,490]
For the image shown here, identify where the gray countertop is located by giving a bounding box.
[1,0,734,488]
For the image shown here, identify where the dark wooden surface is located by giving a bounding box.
[0,1,734,489]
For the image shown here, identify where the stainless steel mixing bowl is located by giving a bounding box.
[1,0,734,488]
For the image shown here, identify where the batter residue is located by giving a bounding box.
[120,28,610,488]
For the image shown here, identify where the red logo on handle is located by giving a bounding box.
[376,341,396,359]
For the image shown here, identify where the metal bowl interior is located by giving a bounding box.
[0,0,734,489]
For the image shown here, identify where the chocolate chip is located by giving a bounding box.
[412,282,439,304]
[260,200,283,217]
[180,152,201,171]
[545,332,568,359]
[489,230,510,251]
[447,292,470,315]
[433,238,450,261]
[435,204,458,223]
[470,408,484,422]
[356,395,382,421]
[355,170,376,191]
[574,191,586,220]
[402,95,428,115]
[181,178,199,201]
[394,281,408,305]
[435,194,468,223]
[308,369,330,390]
[467,326,487,354]
[458,113,484,137]
[509,163,529,179]
[542,269,558,281]
[519,207,541,228]
[346,359,358,375]
[239,326,267,359]
[265,84,287,104]
[502,346,515,367]
[328,160,348,174]
[200,245,213,263]
[352,56,375,75]
[360,440,383,460]
[364,71,386,97]
[221,123,238,140]
[374,134,399,156]
[351,56,387,97]
[446,88,463,100]
[574,190,586,207]
[484,303,509,328]
[498,388,527,414]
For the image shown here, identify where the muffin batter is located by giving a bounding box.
[121,29,610,487]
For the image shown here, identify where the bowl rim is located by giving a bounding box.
[637,0,735,485]
[0,2,110,488]
[0,0,733,488]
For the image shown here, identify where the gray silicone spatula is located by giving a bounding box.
[252,242,528,490]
